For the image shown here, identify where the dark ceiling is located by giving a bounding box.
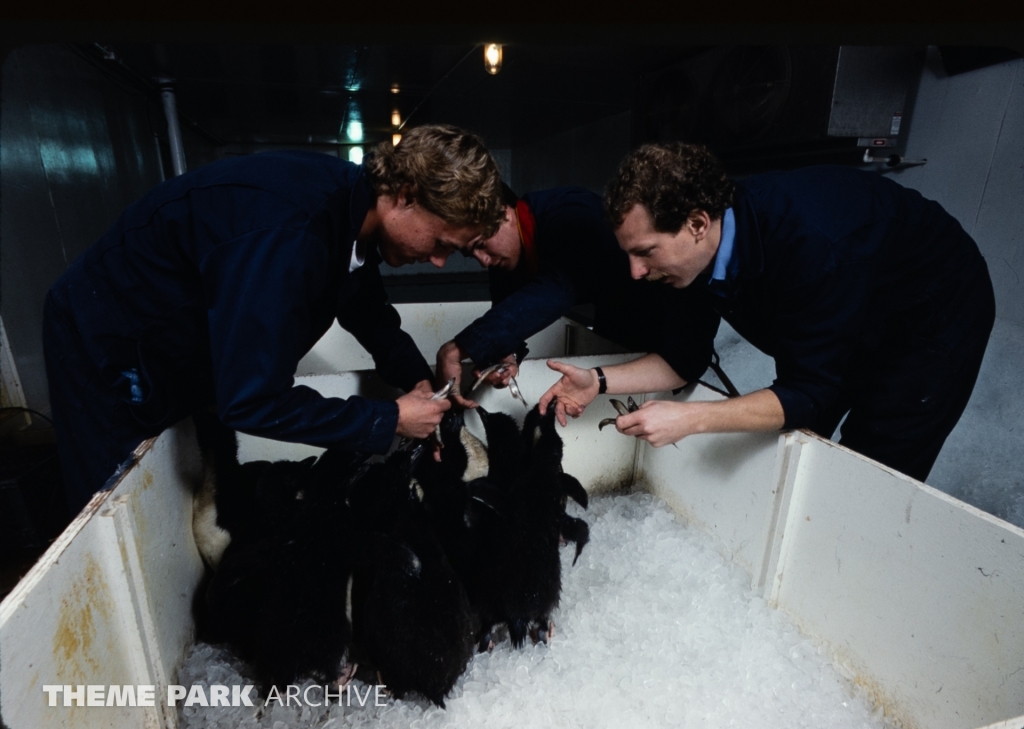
[90,43,705,149]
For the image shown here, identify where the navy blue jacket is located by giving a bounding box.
[661,165,989,430]
[50,151,432,453]
[452,188,717,371]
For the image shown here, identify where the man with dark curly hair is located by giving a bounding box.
[44,124,505,512]
[539,143,995,482]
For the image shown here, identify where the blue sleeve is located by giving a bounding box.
[336,263,433,391]
[764,238,870,430]
[201,228,398,453]
[453,270,577,366]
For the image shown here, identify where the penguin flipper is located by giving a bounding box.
[560,473,589,509]
[558,513,590,566]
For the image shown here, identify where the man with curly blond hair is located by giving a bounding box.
[540,143,995,482]
[44,124,505,512]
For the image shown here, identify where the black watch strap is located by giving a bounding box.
[594,366,607,395]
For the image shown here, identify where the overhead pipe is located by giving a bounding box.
[153,135,166,182]
[397,46,478,132]
[158,78,187,176]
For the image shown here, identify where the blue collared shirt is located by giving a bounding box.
[710,207,736,284]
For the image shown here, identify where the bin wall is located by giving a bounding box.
[642,403,1024,729]
[766,434,1024,729]
[5,353,1024,729]
[296,304,617,376]
[0,425,204,729]
[639,386,781,577]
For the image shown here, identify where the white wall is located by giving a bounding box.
[713,48,1024,528]
[884,47,1024,327]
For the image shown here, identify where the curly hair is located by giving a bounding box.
[605,143,734,233]
[363,124,506,238]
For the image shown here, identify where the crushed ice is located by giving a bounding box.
[178,491,886,728]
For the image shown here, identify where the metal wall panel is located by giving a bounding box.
[827,46,920,138]
[1,45,164,412]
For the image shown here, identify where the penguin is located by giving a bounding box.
[517,402,591,564]
[414,408,489,495]
[191,410,241,569]
[200,443,363,691]
[475,406,525,491]
[196,437,374,691]
[476,403,590,649]
[414,409,496,601]
[203,514,354,692]
[191,410,315,568]
[347,444,478,707]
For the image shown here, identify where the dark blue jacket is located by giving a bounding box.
[663,165,990,430]
[50,151,432,453]
[452,187,717,371]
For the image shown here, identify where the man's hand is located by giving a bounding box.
[436,341,478,409]
[538,360,601,427]
[615,400,701,448]
[396,380,451,439]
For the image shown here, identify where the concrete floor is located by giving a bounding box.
[710,318,1024,530]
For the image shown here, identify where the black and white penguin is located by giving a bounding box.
[517,402,591,564]
[347,445,478,707]
[476,403,590,649]
[475,406,525,491]
[191,410,315,568]
[413,409,497,599]
[200,443,364,691]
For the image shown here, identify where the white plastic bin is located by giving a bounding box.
[3,311,1023,729]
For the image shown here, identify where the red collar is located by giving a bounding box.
[515,199,539,277]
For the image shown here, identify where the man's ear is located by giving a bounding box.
[397,185,417,209]
[687,210,712,241]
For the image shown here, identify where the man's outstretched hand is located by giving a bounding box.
[538,360,601,427]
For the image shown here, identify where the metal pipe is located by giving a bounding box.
[153,135,166,183]
[158,79,187,176]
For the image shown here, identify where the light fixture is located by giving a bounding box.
[484,43,503,75]
[390,84,400,94]
[391,110,401,127]
[392,133,402,146]
[348,146,363,164]
[345,120,363,143]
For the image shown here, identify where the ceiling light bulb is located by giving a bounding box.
[346,120,363,143]
[392,133,402,146]
[391,110,401,127]
[484,44,503,75]
[390,84,400,94]
[348,146,363,164]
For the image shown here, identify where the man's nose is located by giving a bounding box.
[474,249,492,267]
[429,252,449,268]
[629,258,647,280]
